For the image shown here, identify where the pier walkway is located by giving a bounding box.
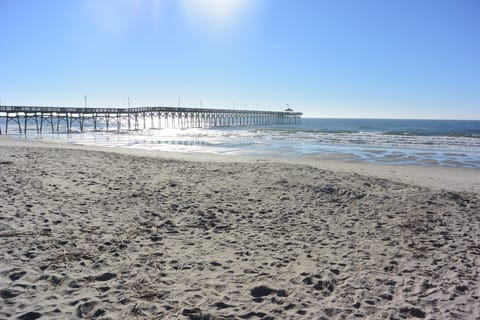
[0,106,302,134]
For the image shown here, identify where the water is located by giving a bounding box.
[2,118,480,168]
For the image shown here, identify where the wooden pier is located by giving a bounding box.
[0,106,302,135]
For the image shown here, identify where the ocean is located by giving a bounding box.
[2,118,480,168]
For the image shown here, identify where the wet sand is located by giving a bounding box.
[0,138,479,319]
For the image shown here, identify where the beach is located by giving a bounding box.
[1,137,479,319]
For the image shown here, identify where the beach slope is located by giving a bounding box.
[1,143,479,319]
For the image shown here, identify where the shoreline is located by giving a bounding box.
[1,136,479,193]
[1,137,479,319]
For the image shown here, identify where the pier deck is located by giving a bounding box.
[0,106,302,134]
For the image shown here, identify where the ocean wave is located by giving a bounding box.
[382,131,480,138]
[260,129,479,148]
[3,118,480,168]
[258,128,359,134]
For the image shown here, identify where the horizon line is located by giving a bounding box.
[303,116,480,121]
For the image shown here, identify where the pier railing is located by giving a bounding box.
[0,106,302,134]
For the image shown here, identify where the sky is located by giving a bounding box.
[0,0,479,119]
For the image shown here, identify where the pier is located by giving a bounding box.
[0,106,302,135]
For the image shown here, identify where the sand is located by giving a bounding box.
[0,138,479,319]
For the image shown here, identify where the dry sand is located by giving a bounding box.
[0,138,479,319]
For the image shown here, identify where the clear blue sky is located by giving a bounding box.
[1,0,479,119]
